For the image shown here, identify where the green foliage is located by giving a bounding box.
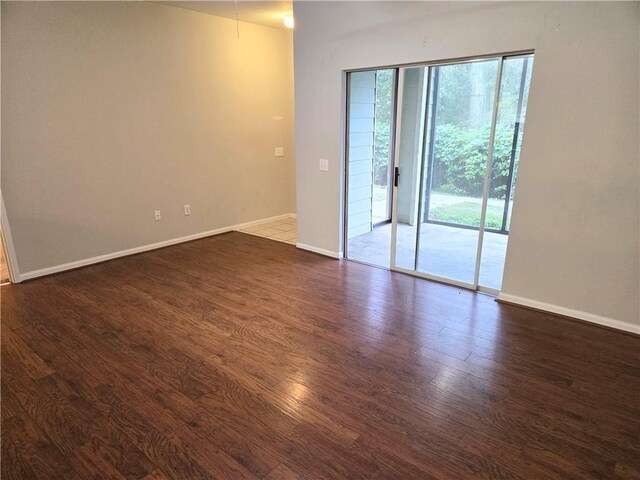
[370,57,531,203]
[432,123,517,199]
[373,70,393,185]
[429,57,529,200]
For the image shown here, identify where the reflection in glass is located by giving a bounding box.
[479,55,534,289]
[417,59,499,284]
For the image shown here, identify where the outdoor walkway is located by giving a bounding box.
[347,222,508,289]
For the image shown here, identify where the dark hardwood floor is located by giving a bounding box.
[1,232,639,479]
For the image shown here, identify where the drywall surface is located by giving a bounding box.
[2,1,295,274]
[293,1,639,329]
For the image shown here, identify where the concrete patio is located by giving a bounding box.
[347,222,508,289]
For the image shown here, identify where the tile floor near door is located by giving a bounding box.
[237,216,297,245]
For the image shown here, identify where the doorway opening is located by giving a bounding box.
[343,52,534,292]
[344,68,397,268]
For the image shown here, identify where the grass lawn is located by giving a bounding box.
[371,188,511,230]
[430,202,504,229]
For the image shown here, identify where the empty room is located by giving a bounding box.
[1,1,639,479]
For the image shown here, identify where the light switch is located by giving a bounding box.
[319,159,329,171]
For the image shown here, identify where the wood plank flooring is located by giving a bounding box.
[1,231,639,479]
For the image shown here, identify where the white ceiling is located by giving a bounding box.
[160,1,294,29]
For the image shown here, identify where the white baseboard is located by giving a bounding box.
[295,242,341,259]
[497,293,640,335]
[18,213,296,282]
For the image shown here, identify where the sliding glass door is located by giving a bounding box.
[343,52,533,292]
[391,53,534,291]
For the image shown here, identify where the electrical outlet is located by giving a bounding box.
[274,147,284,157]
[184,204,191,216]
[154,210,161,221]
[319,158,329,171]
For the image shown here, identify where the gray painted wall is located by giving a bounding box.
[293,1,639,330]
[2,1,296,275]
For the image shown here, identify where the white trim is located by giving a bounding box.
[477,285,500,296]
[344,257,390,270]
[18,213,295,282]
[234,213,295,228]
[497,293,640,335]
[295,242,341,259]
[1,194,21,283]
[394,266,475,290]
[389,68,405,271]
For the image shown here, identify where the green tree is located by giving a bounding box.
[373,70,393,185]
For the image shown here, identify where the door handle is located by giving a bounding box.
[394,167,400,187]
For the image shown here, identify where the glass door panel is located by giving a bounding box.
[345,69,396,268]
[372,69,395,225]
[417,59,500,284]
[478,54,534,289]
[392,66,428,271]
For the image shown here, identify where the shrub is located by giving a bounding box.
[432,123,516,199]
